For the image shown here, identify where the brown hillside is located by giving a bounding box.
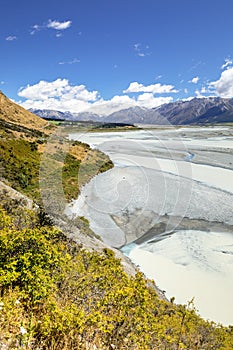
[0,90,49,132]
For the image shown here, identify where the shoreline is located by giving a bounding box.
[131,215,233,246]
[67,127,233,325]
[127,230,233,326]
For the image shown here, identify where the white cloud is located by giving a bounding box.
[20,97,90,113]
[30,19,72,35]
[5,36,17,41]
[200,86,208,94]
[18,79,175,115]
[18,79,100,113]
[133,43,150,57]
[59,58,80,65]
[195,85,216,98]
[137,93,173,108]
[209,66,233,98]
[88,94,172,115]
[0,81,5,85]
[221,58,232,70]
[182,96,194,102]
[123,81,178,94]
[30,25,41,35]
[189,76,200,84]
[195,90,204,98]
[18,79,98,102]
[88,95,137,115]
[47,19,72,30]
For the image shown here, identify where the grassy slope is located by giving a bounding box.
[0,91,48,132]
[0,122,113,204]
[0,117,113,239]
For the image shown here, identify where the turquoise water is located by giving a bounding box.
[120,243,138,257]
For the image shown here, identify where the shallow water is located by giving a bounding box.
[108,153,233,193]
[68,126,233,325]
[128,230,233,325]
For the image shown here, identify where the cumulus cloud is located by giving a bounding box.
[137,93,173,108]
[221,58,233,70]
[18,79,98,101]
[19,90,136,116]
[88,95,136,115]
[47,19,72,30]
[189,76,199,84]
[209,66,233,98]
[195,90,205,98]
[18,79,175,115]
[123,81,178,94]
[18,79,99,112]
[19,97,91,113]
[18,80,136,115]
[200,86,208,94]
[87,94,172,115]
[5,36,17,41]
[30,19,72,35]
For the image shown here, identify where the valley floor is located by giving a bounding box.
[67,125,233,325]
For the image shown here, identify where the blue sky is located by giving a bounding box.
[1,0,233,115]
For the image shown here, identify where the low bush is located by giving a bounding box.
[0,208,232,349]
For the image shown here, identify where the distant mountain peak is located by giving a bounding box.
[30,96,233,125]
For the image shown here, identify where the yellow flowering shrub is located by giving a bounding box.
[0,207,233,349]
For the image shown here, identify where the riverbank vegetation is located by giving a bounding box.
[0,206,233,349]
[0,120,113,203]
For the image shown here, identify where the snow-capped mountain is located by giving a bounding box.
[30,97,233,125]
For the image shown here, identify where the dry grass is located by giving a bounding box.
[69,144,89,161]
[0,91,52,133]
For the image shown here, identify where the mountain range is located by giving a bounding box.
[30,96,233,125]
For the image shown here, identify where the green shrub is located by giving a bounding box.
[0,207,233,349]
